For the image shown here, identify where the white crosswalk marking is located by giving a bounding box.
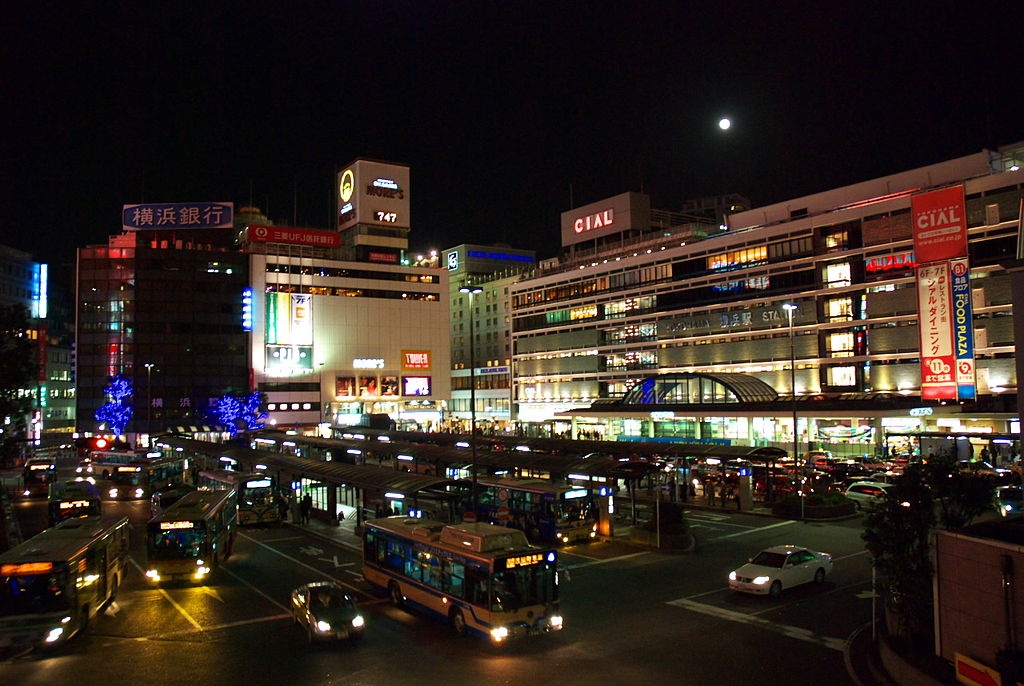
[667,598,847,652]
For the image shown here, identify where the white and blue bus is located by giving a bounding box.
[363,517,563,644]
[469,477,599,545]
[197,468,282,526]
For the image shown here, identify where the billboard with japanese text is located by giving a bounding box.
[122,202,233,231]
[917,262,956,400]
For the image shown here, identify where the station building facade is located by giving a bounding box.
[510,145,1024,455]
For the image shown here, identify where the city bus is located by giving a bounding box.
[47,479,102,526]
[0,515,130,649]
[21,458,57,498]
[104,455,190,500]
[89,449,148,479]
[362,517,563,643]
[197,468,282,526]
[469,477,599,545]
[144,489,238,583]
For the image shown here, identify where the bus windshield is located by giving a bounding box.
[149,525,206,560]
[489,564,557,612]
[241,478,274,507]
[0,568,72,617]
[110,469,144,486]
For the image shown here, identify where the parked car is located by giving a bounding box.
[291,582,365,643]
[728,545,833,598]
[844,481,891,511]
[995,486,1024,517]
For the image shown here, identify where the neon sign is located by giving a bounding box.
[866,252,916,273]
[573,209,614,234]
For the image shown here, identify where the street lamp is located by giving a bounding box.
[782,303,801,520]
[460,285,483,515]
[144,363,155,445]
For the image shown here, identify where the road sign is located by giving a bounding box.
[496,506,511,521]
[955,653,1000,686]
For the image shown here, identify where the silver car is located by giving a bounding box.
[844,481,891,511]
[291,582,365,643]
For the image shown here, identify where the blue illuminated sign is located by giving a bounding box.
[241,287,253,331]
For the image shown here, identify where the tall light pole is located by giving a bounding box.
[144,363,155,443]
[783,303,801,519]
[460,285,483,515]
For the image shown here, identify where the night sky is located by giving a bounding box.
[4,2,1023,274]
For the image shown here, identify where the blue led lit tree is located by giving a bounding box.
[94,374,133,436]
[206,391,267,436]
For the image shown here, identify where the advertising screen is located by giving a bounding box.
[402,376,431,396]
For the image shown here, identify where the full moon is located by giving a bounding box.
[718,117,732,131]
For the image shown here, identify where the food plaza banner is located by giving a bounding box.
[950,258,976,400]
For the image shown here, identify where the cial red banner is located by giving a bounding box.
[911,186,967,263]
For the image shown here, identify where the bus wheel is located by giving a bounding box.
[388,582,404,608]
[450,608,467,637]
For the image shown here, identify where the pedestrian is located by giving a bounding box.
[719,481,728,507]
[300,493,312,525]
[277,494,289,522]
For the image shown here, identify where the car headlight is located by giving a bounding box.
[351,615,365,629]
[752,576,770,585]
[729,571,737,581]
[316,620,331,632]
[45,626,65,643]
[108,488,118,498]
[135,488,144,498]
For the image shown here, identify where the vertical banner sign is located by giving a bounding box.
[917,263,957,400]
[913,186,968,401]
[950,258,976,400]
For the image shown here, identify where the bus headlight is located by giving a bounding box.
[108,488,119,499]
[145,569,160,581]
[490,626,509,642]
[351,615,365,629]
[22,489,30,497]
[316,620,331,632]
[549,614,563,630]
[44,626,65,643]
[134,488,144,498]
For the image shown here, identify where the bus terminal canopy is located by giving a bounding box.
[328,429,790,467]
[156,436,461,498]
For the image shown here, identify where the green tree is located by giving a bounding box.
[922,452,996,530]
[862,456,996,650]
[862,467,935,649]
[0,304,38,467]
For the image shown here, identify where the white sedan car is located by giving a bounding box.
[728,545,833,598]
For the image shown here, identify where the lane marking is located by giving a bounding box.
[709,519,796,541]
[129,557,203,631]
[563,551,651,568]
[237,531,366,596]
[218,564,291,612]
[668,597,847,652]
[143,613,291,641]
